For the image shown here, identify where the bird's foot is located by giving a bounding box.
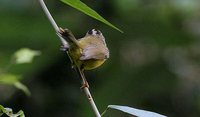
[59,27,73,37]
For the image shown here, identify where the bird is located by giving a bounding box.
[58,28,109,88]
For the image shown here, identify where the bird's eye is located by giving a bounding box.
[96,30,101,35]
[87,29,93,35]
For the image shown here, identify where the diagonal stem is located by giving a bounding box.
[39,0,101,117]
[39,0,68,47]
[75,67,101,117]
[39,0,59,31]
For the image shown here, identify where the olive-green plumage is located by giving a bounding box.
[60,28,109,70]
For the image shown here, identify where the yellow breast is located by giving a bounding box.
[82,59,106,70]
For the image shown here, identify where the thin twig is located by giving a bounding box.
[38,0,101,117]
[75,67,101,117]
[39,0,58,31]
[83,88,101,117]
[39,0,68,47]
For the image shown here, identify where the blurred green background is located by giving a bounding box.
[1,0,200,117]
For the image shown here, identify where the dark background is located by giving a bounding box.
[1,0,200,117]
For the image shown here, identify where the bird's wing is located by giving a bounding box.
[80,46,109,60]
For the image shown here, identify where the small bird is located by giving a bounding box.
[58,28,109,88]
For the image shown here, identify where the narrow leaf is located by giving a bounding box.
[0,74,20,84]
[61,0,123,33]
[0,105,5,116]
[14,48,41,64]
[107,105,167,117]
[0,74,31,96]
[14,82,31,96]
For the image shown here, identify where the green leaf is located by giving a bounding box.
[14,82,31,96]
[0,74,20,84]
[0,74,31,96]
[60,0,123,33]
[14,48,41,64]
[0,105,25,117]
[102,105,167,117]
[0,105,5,116]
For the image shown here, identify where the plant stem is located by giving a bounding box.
[39,0,59,31]
[83,88,101,117]
[38,0,101,116]
[39,0,68,48]
[76,67,101,117]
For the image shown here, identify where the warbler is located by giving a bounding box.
[58,28,109,87]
